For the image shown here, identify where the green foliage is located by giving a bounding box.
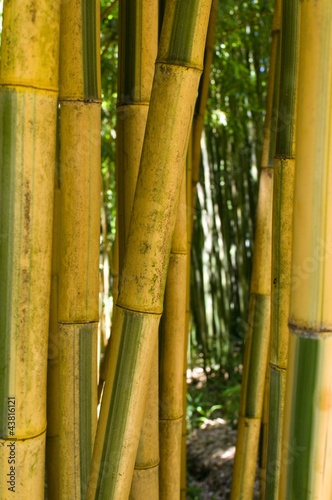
[190,0,274,374]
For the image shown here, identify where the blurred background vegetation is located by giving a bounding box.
[99,0,274,428]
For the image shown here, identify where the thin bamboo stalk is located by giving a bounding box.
[87,1,212,497]
[0,1,60,496]
[265,0,299,497]
[159,175,187,499]
[230,1,281,497]
[49,0,101,497]
[191,0,218,214]
[279,1,332,497]
[180,135,193,500]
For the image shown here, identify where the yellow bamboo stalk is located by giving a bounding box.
[0,1,60,497]
[159,175,187,499]
[230,1,281,497]
[279,1,332,497]
[180,135,193,500]
[48,0,101,497]
[87,1,212,497]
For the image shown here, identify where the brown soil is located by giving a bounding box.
[187,418,260,499]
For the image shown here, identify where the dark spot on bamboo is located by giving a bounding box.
[140,241,151,254]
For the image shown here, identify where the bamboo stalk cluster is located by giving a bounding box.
[0,0,213,498]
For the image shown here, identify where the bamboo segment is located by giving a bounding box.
[280,1,332,497]
[0,0,60,491]
[87,1,212,497]
[130,349,159,499]
[58,323,98,498]
[265,0,299,495]
[58,103,101,322]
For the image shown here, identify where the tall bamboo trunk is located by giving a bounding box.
[230,1,281,497]
[87,1,212,498]
[47,1,101,497]
[0,1,60,496]
[265,0,299,497]
[279,1,332,497]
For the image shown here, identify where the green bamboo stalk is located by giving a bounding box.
[230,2,281,497]
[265,0,299,497]
[87,1,212,497]
[48,0,101,497]
[279,1,332,497]
[0,1,60,496]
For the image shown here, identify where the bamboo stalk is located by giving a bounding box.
[265,0,299,497]
[87,1,212,497]
[48,0,101,497]
[0,1,60,496]
[159,175,187,499]
[98,0,159,496]
[279,1,332,497]
[230,1,281,497]
[180,135,193,500]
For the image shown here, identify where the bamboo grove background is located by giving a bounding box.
[3,0,332,499]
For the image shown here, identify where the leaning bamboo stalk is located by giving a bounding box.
[0,1,60,497]
[116,0,159,496]
[279,1,332,497]
[159,175,187,499]
[52,0,101,497]
[265,0,299,497]
[97,0,159,496]
[87,1,212,498]
[229,2,281,498]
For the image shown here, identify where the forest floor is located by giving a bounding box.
[186,417,260,499]
[186,367,260,499]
